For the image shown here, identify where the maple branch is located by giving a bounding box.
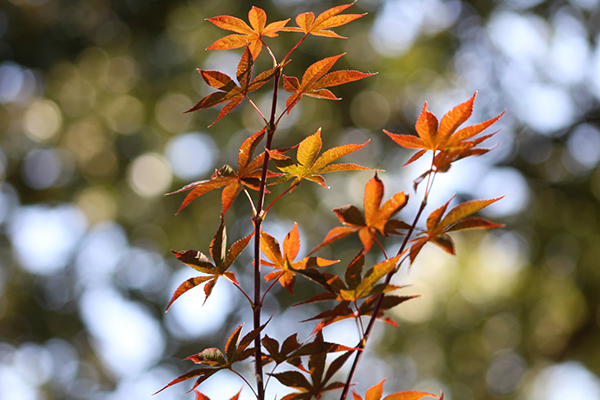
[339,156,436,400]
[252,65,282,400]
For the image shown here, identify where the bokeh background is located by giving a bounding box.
[1,0,600,399]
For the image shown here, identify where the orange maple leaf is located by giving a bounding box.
[261,223,337,294]
[310,174,409,254]
[206,6,290,59]
[409,196,504,263]
[283,53,375,114]
[185,47,281,126]
[282,2,366,38]
[384,92,505,167]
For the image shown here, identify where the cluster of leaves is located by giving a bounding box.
[157,3,504,400]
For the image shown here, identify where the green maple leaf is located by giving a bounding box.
[268,128,374,191]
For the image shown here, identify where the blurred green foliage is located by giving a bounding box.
[1,0,600,399]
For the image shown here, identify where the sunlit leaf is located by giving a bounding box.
[207,7,290,58]
[283,54,374,113]
[311,174,408,254]
[282,2,366,38]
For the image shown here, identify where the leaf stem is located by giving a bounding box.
[247,97,269,125]
[261,272,284,305]
[224,274,254,307]
[282,34,308,64]
[264,184,296,215]
[230,368,259,399]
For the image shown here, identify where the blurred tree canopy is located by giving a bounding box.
[1,0,600,399]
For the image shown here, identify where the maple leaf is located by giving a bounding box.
[261,222,338,294]
[311,173,409,254]
[383,92,505,168]
[185,47,281,126]
[270,332,353,400]
[168,128,278,214]
[155,324,266,395]
[206,6,290,59]
[268,128,374,191]
[282,2,366,38]
[352,379,439,400]
[261,333,354,367]
[409,196,504,263]
[166,217,253,311]
[282,53,375,113]
[297,252,408,330]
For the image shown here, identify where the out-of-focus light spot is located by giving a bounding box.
[203,51,240,81]
[75,186,118,225]
[518,85,576,133]
[486,350,526,396]
[155,93,194,132]
[350,91,391,130]
[45,339,79,386]
[103,95,144,134]
[488,12,549,62]
[104,366,187,400]
[569,0,599,10]
[529,361,600,400]
[482,313,522,352]
[75,222,128,286]
[102,56,139,93]
[116,247,169,294]
[391,281,437,323]
[502,0,544,9]
[548,13,589,85]
[0,183,19,226]
[566,124,600,171]
[371,0,420,56]
[165,132,217,180]
[57,74,97,118]
[9,204,87,275]
[371,0,460,57]
[474,167,530,217]
[80,286,165,376]
[21,148,74,189]
[0,366,37,400]
[127,153,172,197]
[14,343,53,386]
[0,62,23,103]
[479,232,529,276]
[165,268,233,339]
[23,99,63,142]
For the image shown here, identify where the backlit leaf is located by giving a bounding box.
[311,174,408,253]
[283,54,374,113]
[166,276,213,311]
[207,7,290,58]
[384,93,504,170]
[282,2,366,38]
